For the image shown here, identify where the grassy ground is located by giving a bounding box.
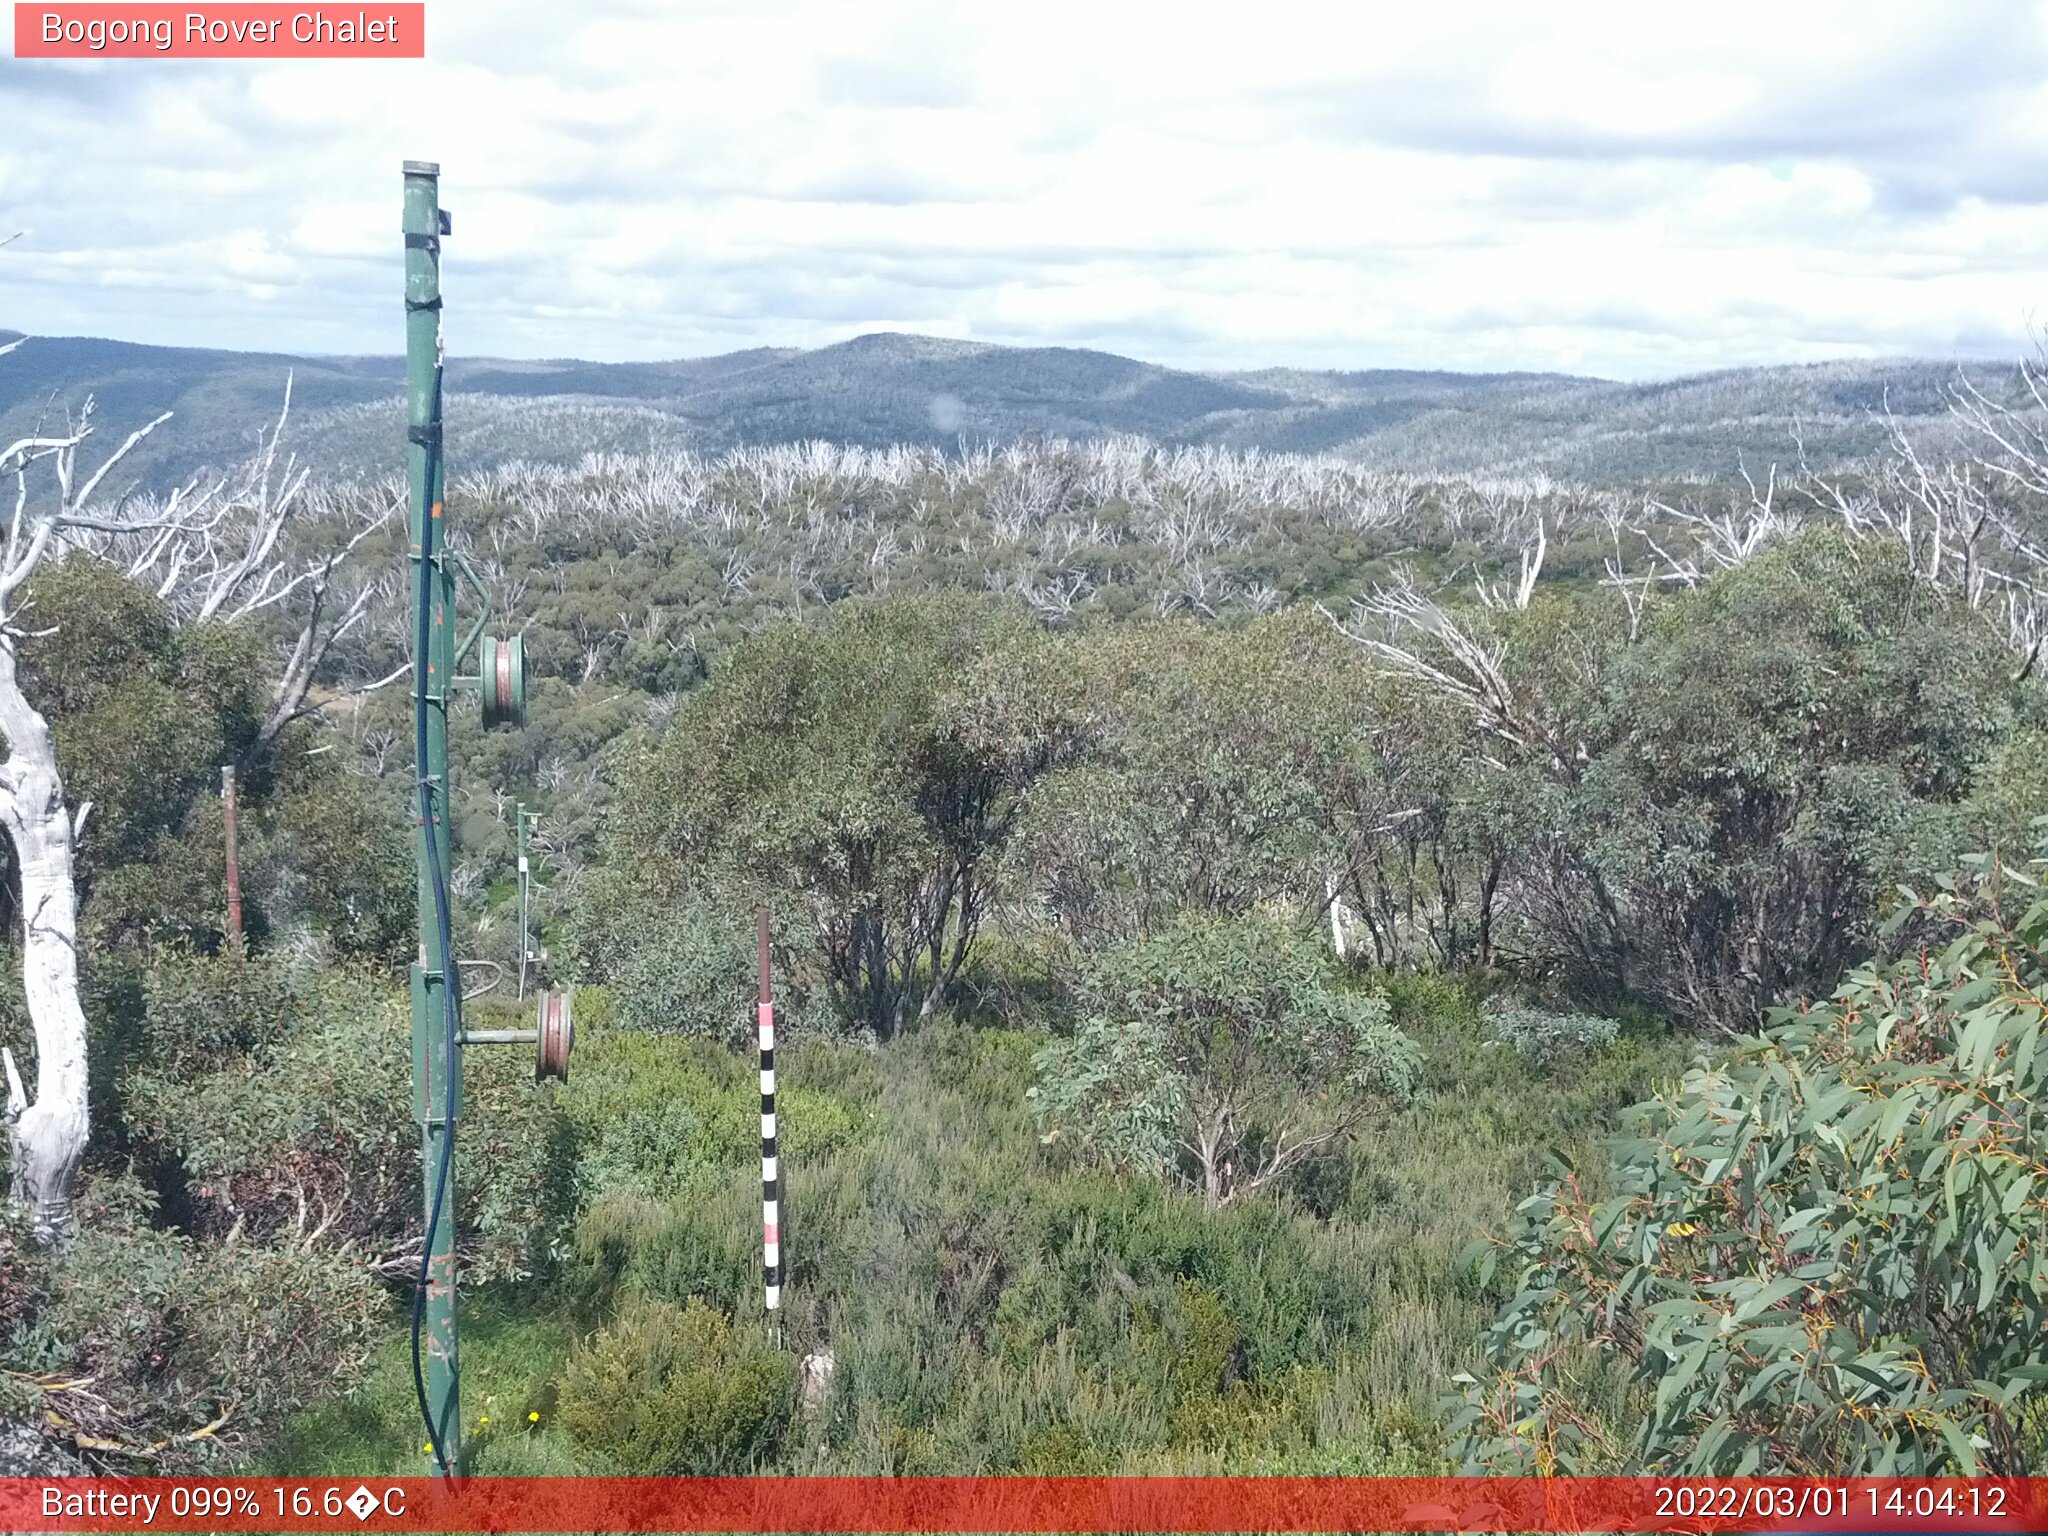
[274,972,1692,1477]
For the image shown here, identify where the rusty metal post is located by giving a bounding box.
[220,765,242,952]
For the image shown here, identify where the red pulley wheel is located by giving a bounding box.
[479,634,526,729]
[536,987,573,1082]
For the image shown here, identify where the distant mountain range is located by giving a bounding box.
[0,328,2018,488]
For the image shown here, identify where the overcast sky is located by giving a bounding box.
[3,0,2045,379]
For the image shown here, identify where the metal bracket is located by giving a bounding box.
[449,547,493,672]
[462,988,571,1082]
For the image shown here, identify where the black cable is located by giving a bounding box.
[409,352,461,1481]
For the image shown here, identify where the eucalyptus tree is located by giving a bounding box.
[1008,611,1368,948]
[1345,531,2027,1030]
[1454,845,2048,1474]
[605,595,1085,1039]
[1029,914,1417,1210]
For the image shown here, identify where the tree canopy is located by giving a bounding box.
[1030,915,1418,1210]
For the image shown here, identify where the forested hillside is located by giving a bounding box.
[0,328,2021,488]
[6,362,2048,1479]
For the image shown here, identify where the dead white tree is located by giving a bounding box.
[1475,516,1547,610]
[1950,355,2048,503]
[0,395,178,1241]
[1324,871,1350,959]
[1328,573,1579,775]
[1793,364,2048,679]
[98,380,404,750]
[1598,505,1659,641]
[0,375,394,1243]
[1641,459,1792,584]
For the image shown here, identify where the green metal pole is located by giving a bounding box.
[403,158,461,1475]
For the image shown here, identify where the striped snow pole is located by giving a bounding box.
[758,907,780,1314]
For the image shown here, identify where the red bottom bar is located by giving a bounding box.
[5,1476,2047,1533]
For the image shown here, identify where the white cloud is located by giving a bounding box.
[0,0,2042,377]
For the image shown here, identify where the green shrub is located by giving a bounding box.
[1160,1278,1239,1398]
[1451,843,2048,1474]
[1016,1173,1354,1384]
[0,1200,52,1340]
[1376,970,1484,1033]
[572,1187,759,1315]
[1004,613,1371,950]
[123,962,413,1248]
[124,956,571,1282]
[556,1298,795,1473]
[1030,915,1417,1209]
[1558,532,2029,1028]
[130,947,313,1076]
[562,1028,872,1203]
[458,996,584,1282]
[560,1033,756,1200]
[1015,1422,1112,1474]
[5,1172,384,1467]
[1482,1002,1621,1066]
[240,743,414,964]
[613,895,755,1046]
[604,597,1076,1039]
[570,983,619,1034]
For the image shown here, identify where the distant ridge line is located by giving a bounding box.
[0,328,2021,487]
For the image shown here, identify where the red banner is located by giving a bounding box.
[12,5,425,58]
[4,1477,2048,1532]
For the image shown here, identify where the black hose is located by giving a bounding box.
[409,359,461,1480]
